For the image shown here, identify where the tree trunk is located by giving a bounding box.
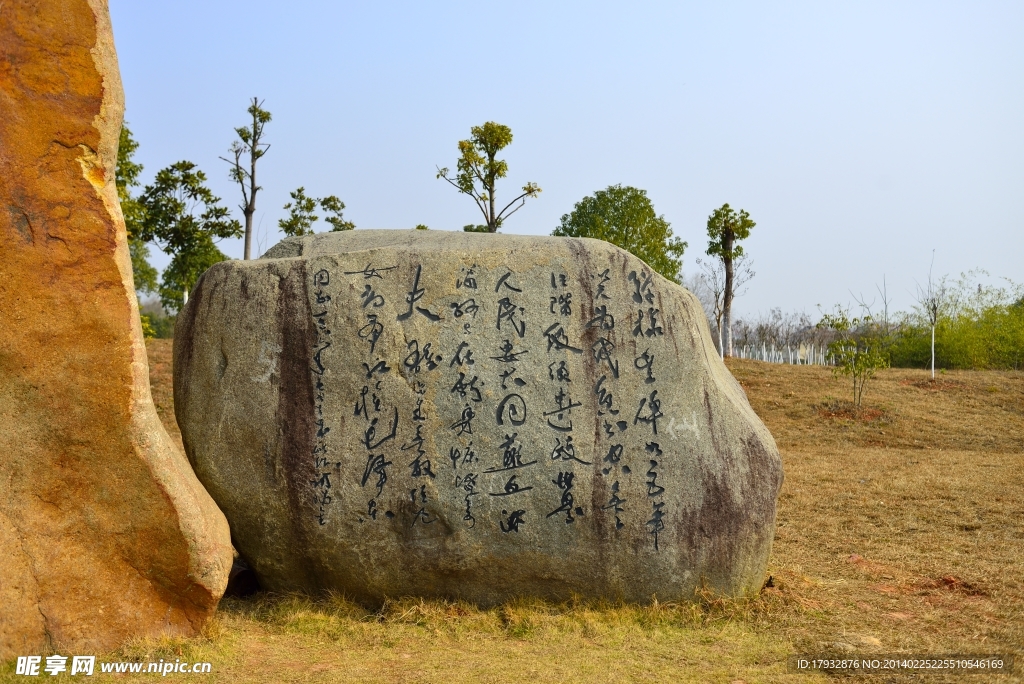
[930,324,935,379]
[722,233,735,357]
[243,102,260,259]
[488,183,497,232]
[717,318,724,360]
[243,210,253,260]
[724,302,733,357]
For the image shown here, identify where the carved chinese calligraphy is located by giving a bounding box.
[176,230,783,607]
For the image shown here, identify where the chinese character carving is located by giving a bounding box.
[398,264,442,321]
[634,390,664,435]
[547,471,584,523]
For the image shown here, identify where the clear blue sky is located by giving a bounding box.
[109,1,1023,318]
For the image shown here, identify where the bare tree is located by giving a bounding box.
[694,254,754,358]
[876,275,894,334]
[752,308,808,348]
[684,271,715,321]
[851,275,894,334]
[914,251,948,379]
[693,257,725,357]
[850,291,876,318]
[221,98,271,260]
[732,308,824,352]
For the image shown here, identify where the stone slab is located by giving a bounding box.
[175,230,783,605]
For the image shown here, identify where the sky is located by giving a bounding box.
[108,1,1024,319]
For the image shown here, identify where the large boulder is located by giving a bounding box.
[175,230,782,605]
[0,0,233,658]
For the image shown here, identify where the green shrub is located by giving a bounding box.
[889,273,1024,370]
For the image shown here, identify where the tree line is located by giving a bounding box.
[121,111,761,353]
[430,119,1023,385]
[436,121,757,359]
[119,99,354,321]
[129,110,1023,381]
[698,271,1024,408]
[122,109,1021,386]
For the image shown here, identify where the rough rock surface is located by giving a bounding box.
[175,230,782,605]
[0,0,232,658]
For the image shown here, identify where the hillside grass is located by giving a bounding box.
[3,340,1020,683]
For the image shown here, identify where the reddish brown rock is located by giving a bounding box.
[0,0,232,658]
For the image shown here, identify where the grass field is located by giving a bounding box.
[4,339,1021,683]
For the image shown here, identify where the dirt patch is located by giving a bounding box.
[916,575,990,597]
[900,378,967,391]
[817,401,889,422]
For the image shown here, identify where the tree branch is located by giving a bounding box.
[438,169,470,195]
[495,191,532,223]
[219,149,250,210]
[438,167,489,220]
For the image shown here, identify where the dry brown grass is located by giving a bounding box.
[3,341,1020,683]
[727,359,1024,681]
[730,358,1024,454]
